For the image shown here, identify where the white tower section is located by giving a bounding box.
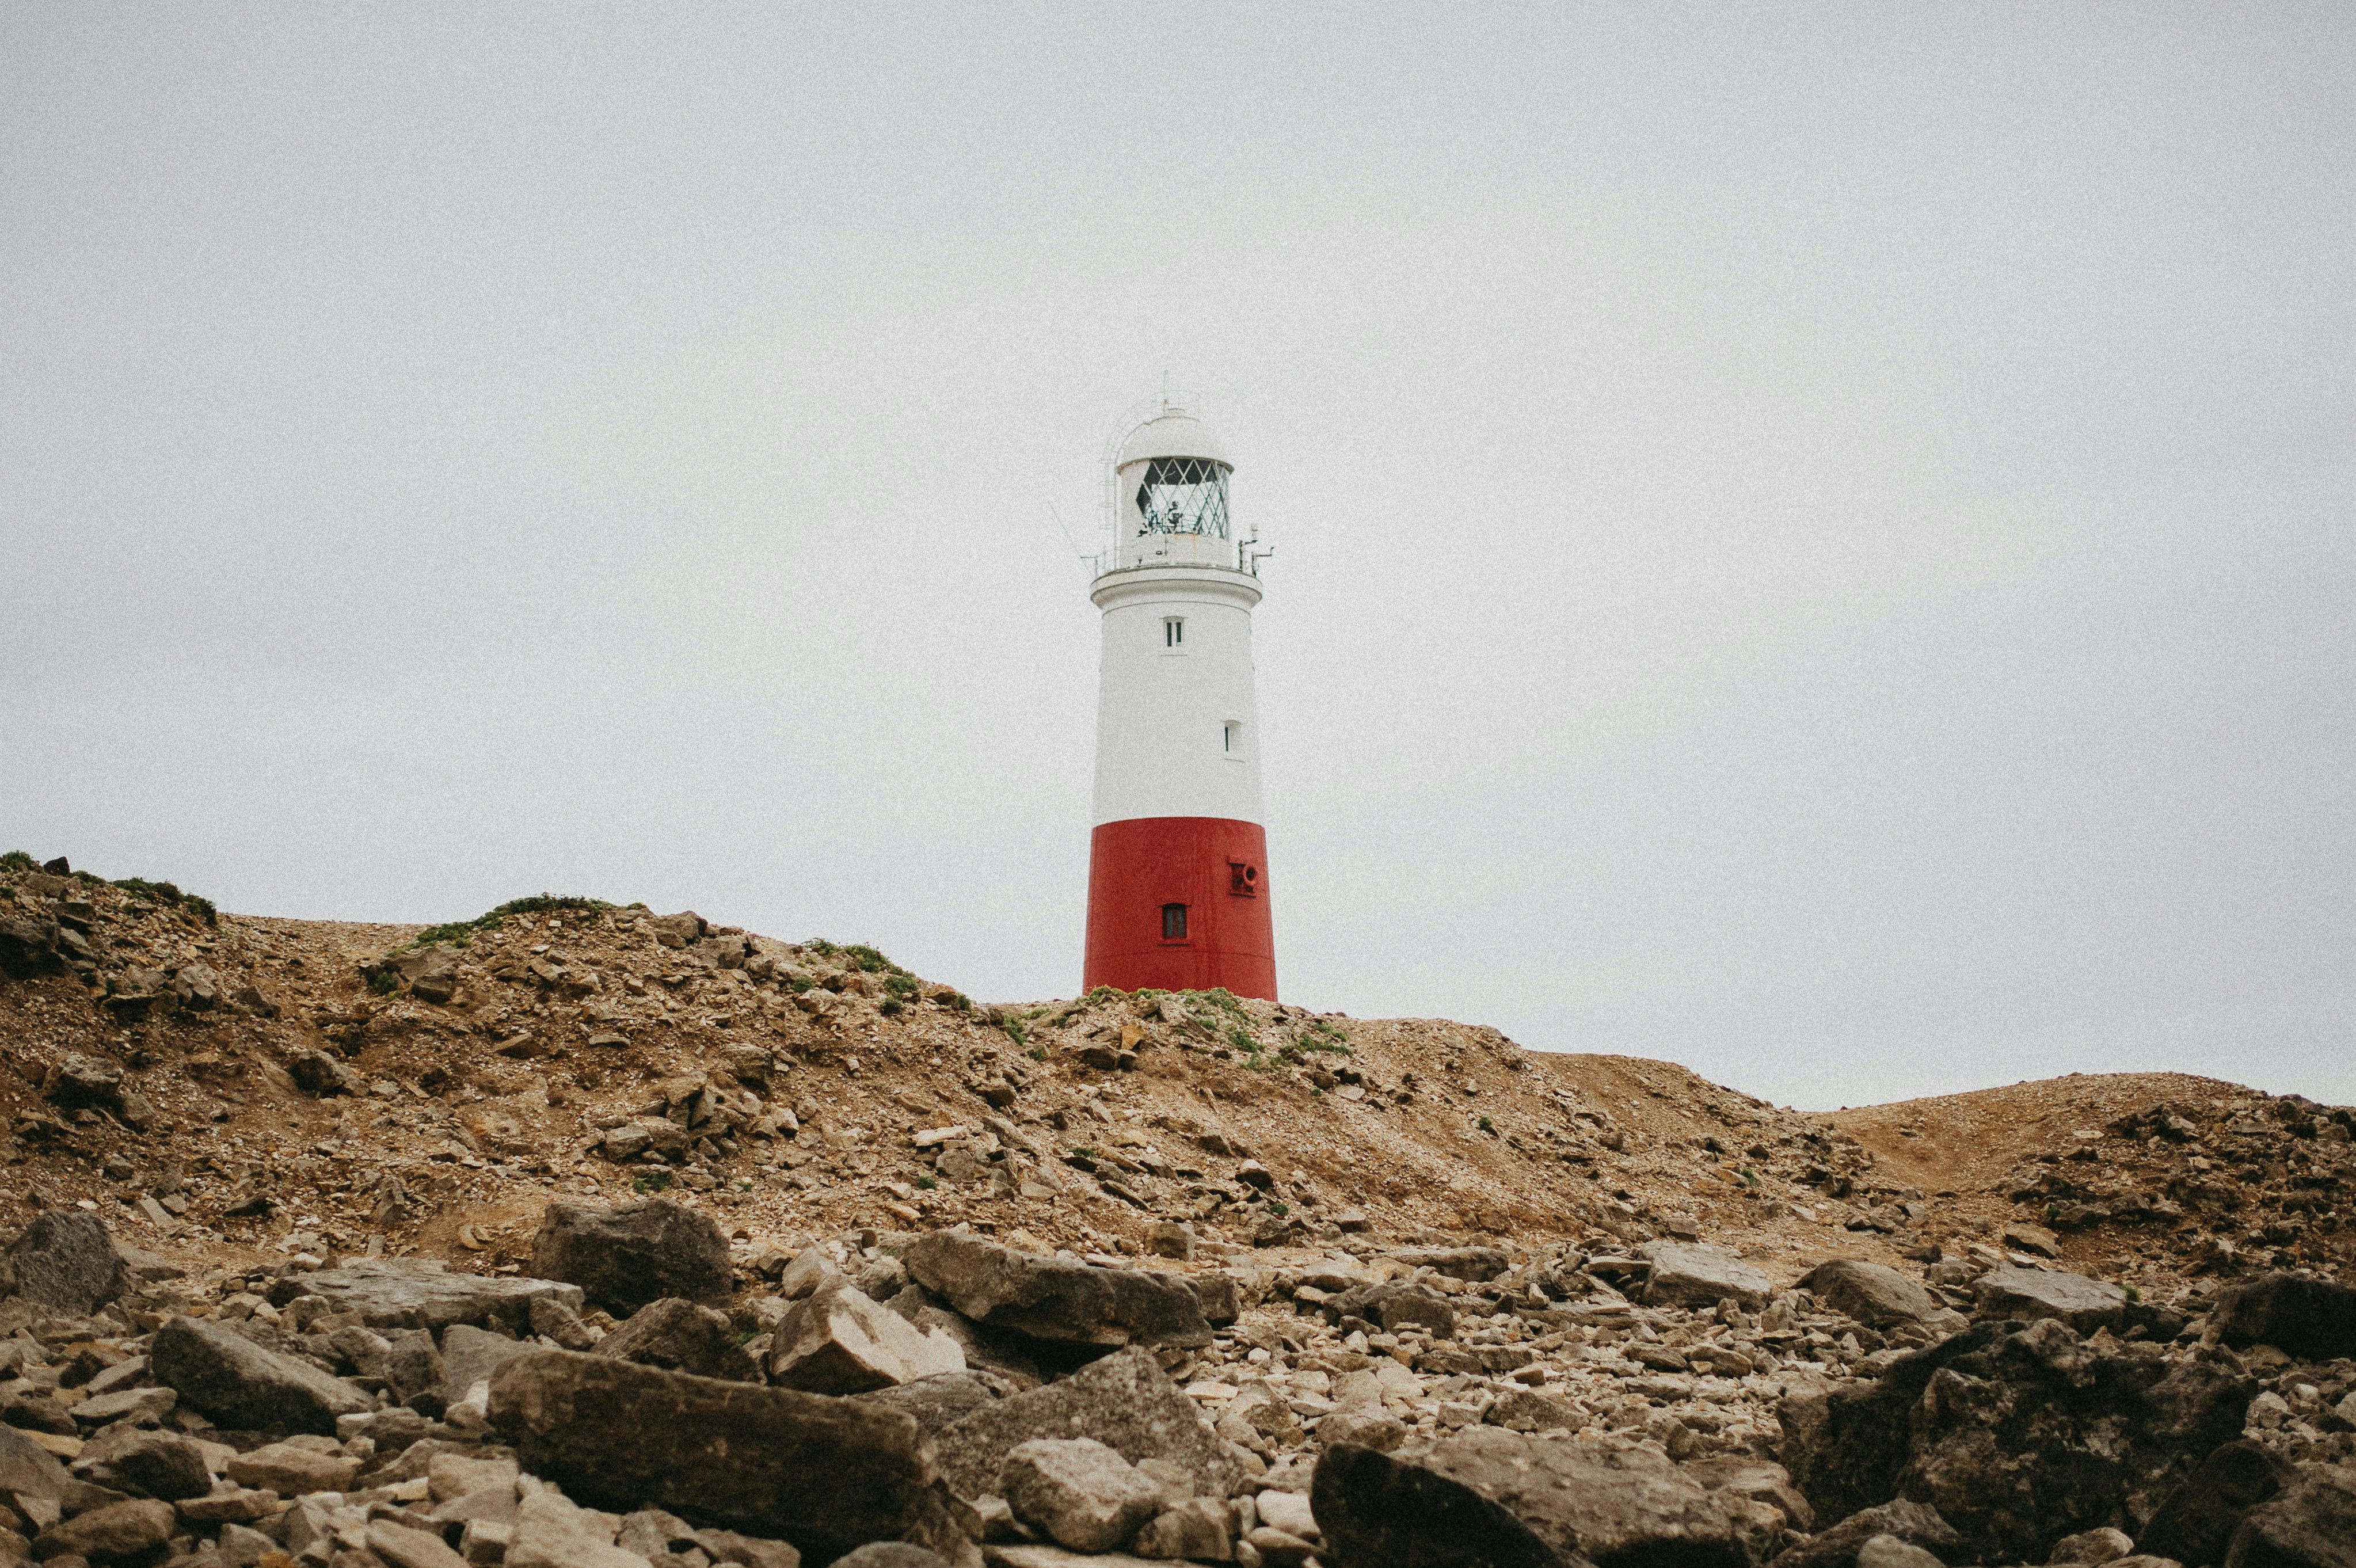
[1090,409,1264,827]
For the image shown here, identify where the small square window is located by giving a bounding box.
[1160,903,1189,940]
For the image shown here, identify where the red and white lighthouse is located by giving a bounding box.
[1083,400,1277,1000]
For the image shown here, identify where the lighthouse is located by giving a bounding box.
[1083,400,1277,1000]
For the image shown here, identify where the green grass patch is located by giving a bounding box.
[395,894,618,954]
[807,939,912,977]
[631,1170,673,1193]
[0,851,36,873]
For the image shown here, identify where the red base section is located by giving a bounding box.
[1084,817,1276,1001]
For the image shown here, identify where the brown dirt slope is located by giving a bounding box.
[2,858,2348,1300]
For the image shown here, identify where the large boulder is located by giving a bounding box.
[0,914,63,980]
[932,1346,1239,1504]
[1313,1428,1748,1568]
[768,1285,965,1394]
[0,1422,71,1502]
[151,1314,372,1434]
[1762,1499,1959,1568]
[1779,1318,2255,1564]
[531,1198,733,1315]
[84,1427,212,1501]
[1323,1281,1457,1339]
[1972,1266,2129,1334]
[31,1498,176,1563]
[598,1296,762,1383]
[2226,1466,2356,1568]
[902,1232,1211,1350]
[1798,1260,1963,1331]
[272,1258,585,1335]
[488,1348,974,1566]
[1640,1241,1772,1311]
[2207,1272,2356,1363]
[2138,1441,2300,1568]
[999,1437,1163,1553]
[0,1209,127,1316]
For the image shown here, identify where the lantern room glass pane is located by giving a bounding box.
[1135,457,1230,539]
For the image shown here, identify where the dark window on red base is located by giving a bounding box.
[1161,903,1189,941]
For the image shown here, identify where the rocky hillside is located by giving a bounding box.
[2,851,2353,1568]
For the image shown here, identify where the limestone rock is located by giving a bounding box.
[903,1232,1212,1351]
[1317,1410,1410,1451]
[508,1478,648,1568]
[275,1258,585,1335]
[934,1348,1240,1505]
[1759,1498,1959,1568]
[1482,1388,1584,1433]
[597,1296,762,1383]
[1322,1281,1456,1339]
[2138,1441,2298,1568]
[488,1347,974,1565]
[441,1320,539,1409]
[2225,1466,2356,1568]
[2047,1526,2136,1565]
[151,1314,372,1434]
[86,1429,210,1502]
[1798,1259,1963,1331]
[369,1517,473,1568]
[0,1424,74,1503]
[532,1198,734,1315]
[1973,1265,2129,1334]
[31,1497,175,1563]
[1639,1240,1772,1311]
[999,1438,1163,1553]
[0,1210,127,1317]
[1131,1497,1233,1561]
[227,1438,363,1493]
[2207,1271,2356,1363]
[1380,1247,1510,1282]
[1313,1428,1746,1568]
[1855,1536,1945,1568]
[769,1284,966,1395]
[1778,1319,2254,1563]
[854,1371,1011,1435]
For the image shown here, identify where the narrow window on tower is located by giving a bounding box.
[1161,903,1189,941]
[1223,720,1239,755]
[1163,616,1185,648]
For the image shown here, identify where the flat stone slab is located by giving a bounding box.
[1799,1260,1964,1330]
[903,1233,1211,1350]
[152,1315,371,1435]
[1314,1429,1747,1568]
[488,1347,970,1565]
[1973,1266,2127,1333]
[1639,1242,1772,1310]
[276,1259,584,1335]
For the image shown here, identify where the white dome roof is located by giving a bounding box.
[1117,409,1230,469]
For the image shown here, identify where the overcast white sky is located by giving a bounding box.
[5,5,2351,1111]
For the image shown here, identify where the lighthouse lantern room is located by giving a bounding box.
[1084,399,1277,1000]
